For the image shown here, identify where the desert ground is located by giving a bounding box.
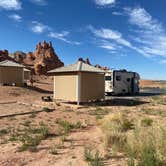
[0,79,166,166]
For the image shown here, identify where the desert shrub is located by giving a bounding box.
[8,123,51,152]
[75,121,83,128]
[89,107,110,116]
[85,119,91,126]
[29,113,36,118]
[42,107,53,112]
[21,120,31,127]
[19,134,41,152]
[95,115,104,120]
[9,128,21,141]
[56,119,83,135]
[84,147,104,166]
[101,113,134,151]
[57,120,74,135]
[158,99,166,105]
[151,96,166,105]
[126,127,166,166]
[49,145,58,155]
[138,145,160,166]
[141,108,166,117]
[101,113,166,165]
[141,118,153,127]
[0,129,9,136]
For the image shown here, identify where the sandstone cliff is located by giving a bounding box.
[0,41,64,75]
[23,41,64,75]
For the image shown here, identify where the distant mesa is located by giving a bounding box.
[0,41,64,75]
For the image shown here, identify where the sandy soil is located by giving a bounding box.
[0,79,166,166]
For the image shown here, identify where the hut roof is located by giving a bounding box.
[48,61,105,73]
[0,60,24,68]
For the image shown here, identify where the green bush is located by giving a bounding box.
[19,134,41,152]
[42,107,53,113]
[56,119,83,135]
[8,123,51,152]
[29,113,36,118]
[0,129,9,136]
[84,147,104,166]
[141,118,153,127]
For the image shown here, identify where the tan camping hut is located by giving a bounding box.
[0,60,24,86]
[49,61,105,105]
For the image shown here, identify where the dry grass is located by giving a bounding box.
[100,112,166,165]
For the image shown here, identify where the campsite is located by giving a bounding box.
[0,74,166,165]
[1,0,166,165]
[0,41,166,166]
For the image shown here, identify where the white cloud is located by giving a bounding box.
[88,25,132,48]
[112,11,123,16]
[31,21,50,34]
[8,14,22,22]
[29,0,47,6]
[160,59,166,64]
[49,31,69,40]
[125,7,163,33]
[88,25,151,57]
[0,0,21,10]
[99,40,117,50]
[30,21,80,45]
[48,31,80,45]
[100,44,115,50]
[94,0,115,6]
[125,7,166,57]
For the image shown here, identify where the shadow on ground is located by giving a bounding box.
[65,98,149,107]
[89,98,149,107]
[25,85,53,94]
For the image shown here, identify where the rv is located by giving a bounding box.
[105,70,140,95]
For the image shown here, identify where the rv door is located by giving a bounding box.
[105,73,113,94]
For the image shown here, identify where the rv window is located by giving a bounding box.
[116,76,121,81]
[105,76,111,81]
[127,78,130,82]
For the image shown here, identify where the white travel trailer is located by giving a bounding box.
[105,70,140,95]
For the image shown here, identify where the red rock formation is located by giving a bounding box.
[13,51,26,62]
[0,41,64,75]
[10,41,63,75]
[0,50,8,61]
[29,41,64,75]
[95,64,110,71]
[78,58,109,71]
[78,58,91,65]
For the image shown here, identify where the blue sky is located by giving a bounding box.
[0,0,166,80]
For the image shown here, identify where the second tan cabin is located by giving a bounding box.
[49,60,105,105]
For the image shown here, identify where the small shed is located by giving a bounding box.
[49,61,105,105]
[0,60,24,86]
